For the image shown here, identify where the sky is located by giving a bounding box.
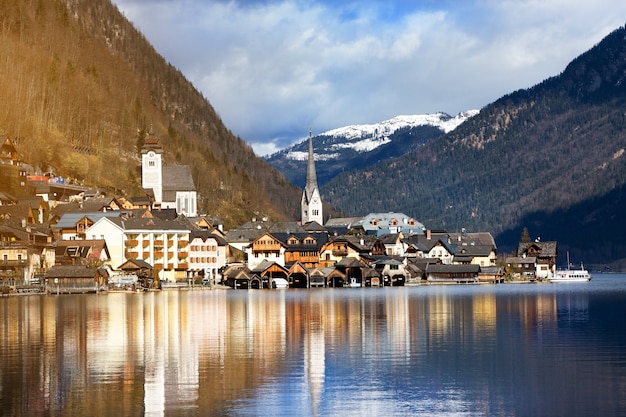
[112,0,626,156]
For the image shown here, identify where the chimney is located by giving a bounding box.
[426,230,431,240]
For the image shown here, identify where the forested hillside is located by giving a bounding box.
[323,26,626,266]
[0,0,300,227]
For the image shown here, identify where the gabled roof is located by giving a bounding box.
[517,241,558,257]
[251,260,289,275]
[118,259,153,270]
[302,221,326,232]
[426,264,480,273]
[55,239,110,261]
[45,265,102,278]
[54,211,122,230]
[102,216,190,232]
[151,208,178,220]
[162,165,195,195]
[249,231,289,248]
[454,244,493,257]
[189,230,227,245]
[278,232,330,251]
[377,233,402,245]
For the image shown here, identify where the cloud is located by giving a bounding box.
[114,0,626,155]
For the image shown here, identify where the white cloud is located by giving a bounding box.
[113,0,626,155]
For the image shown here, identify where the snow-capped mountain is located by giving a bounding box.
[265,110,478,189]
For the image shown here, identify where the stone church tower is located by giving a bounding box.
[301,129,323,225]
[141,134,163,204]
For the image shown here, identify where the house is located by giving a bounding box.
[188,230,227,285]
[52,211,126,240]
[355,212,425,236]
[318,236,369,268]
[246,232,288,269]
[283,232,329,269]
[453,244,496,267]
[424,239,457,264]
[517,241,558,280]
[44,265,108,293]
[0,242,29,283]
[376,233,404,256]
[0,223,54,284]
[370,258,410,286]
[478,266,504,283]
[505,256,537,280]
[85,216,190,282]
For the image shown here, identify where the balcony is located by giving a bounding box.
[332,250,348,257]
[125,239,139,247]
[178,251,189,258]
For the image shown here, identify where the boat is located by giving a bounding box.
[549,253,591,282]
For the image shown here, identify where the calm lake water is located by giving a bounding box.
[2,274,626,417]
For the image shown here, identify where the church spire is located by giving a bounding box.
[305,128,318,194]
[301,128,323,225]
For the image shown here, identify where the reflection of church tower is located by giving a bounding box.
[301,129,323,224]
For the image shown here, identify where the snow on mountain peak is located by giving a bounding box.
[283,110,478,161]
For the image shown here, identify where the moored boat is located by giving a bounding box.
[549,256,591,283]
[549,267,591,282]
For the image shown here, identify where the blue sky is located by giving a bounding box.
[113,0,626,156]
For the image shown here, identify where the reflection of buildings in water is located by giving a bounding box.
[304,303,325,417]
[425,292,454,342]
[517,293,558,335]
[557,293,589,321]
[143,293,167,415]
[384,289,410,356]
[472,293,497,338]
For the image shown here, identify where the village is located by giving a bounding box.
[0,134,560,294]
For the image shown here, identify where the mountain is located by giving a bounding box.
[322,26,626,267]
[0,0,300,228]
[265,111,478,188]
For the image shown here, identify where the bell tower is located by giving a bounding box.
[141,133,163,204]
[301,129,323,225]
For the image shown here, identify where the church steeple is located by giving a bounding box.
[301,129,323,225]
[305,128,317,193]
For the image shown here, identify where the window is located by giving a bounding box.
[149,160,155,167]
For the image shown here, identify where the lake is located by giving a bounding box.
[1,274,626,416]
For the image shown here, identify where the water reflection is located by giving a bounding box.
[1,277,626,416]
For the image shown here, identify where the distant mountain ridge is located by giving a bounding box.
[321,25,626,267]
[266,111,478,188]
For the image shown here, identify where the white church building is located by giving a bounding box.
[141,135,197,217]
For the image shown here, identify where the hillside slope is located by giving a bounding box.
[322,26,626,265]
[0,0,300,227]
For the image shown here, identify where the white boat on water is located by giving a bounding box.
[549,267,592,282]
[549,253,592,282]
